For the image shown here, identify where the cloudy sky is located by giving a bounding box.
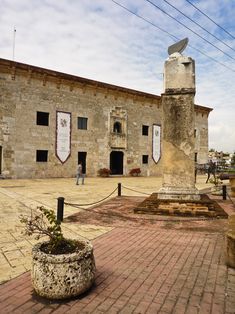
[1,0,235,153]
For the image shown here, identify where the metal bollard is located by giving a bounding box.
[118,183,122,197]
[222,185,227,200]
[57,197,65,222]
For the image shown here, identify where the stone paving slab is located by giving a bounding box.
[0,227,235,314]
[0,175,172,284]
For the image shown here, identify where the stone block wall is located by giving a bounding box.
[0,58,212,178]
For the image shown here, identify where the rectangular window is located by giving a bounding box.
[37,111,49,126]
[194,152,198,162]
[142,125,149,136]
[36,150,48,162]
[142,155,149,164]
[77,117,88,130]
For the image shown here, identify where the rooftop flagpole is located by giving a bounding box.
[13,27,16,61]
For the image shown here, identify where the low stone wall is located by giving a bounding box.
[225,214,235,268]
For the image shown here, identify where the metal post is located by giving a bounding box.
[118,183,122,197]
[57,197,65,222]
[222,185,227,200]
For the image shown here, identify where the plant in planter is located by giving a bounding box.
[209,175,222,195]
[98,168,111,177]
[129,168,141,176]
[20,206,96,300]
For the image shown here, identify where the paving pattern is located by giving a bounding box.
[0,176,235,313]
[0,176,164,284]
[0,227,235,313]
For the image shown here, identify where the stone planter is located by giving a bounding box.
[31,238,96,299]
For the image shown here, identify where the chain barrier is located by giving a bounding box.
[64,187,118,207]
[57,183,234,223]
[121,185,152,196]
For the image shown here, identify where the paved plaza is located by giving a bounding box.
[0,175,235,313]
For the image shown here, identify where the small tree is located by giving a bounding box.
[20,206,78,254]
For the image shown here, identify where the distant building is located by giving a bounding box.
[0,58,212,178]
[208,150,233,168]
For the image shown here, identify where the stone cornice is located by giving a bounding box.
[0,58,160,102]
[0,58,213,113]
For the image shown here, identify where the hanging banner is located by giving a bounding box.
[152,124,161,164]
[56,111,71,163]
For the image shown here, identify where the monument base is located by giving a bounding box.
[134,193,227,218]
[158,187,200,201]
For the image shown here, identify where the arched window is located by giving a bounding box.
[113,121,122,133]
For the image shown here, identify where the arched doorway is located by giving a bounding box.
[110,151,123,175]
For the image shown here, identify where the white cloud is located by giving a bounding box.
[0,0,234,152]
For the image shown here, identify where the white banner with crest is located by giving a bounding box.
[152,124,161,164]
[56,111,71,163]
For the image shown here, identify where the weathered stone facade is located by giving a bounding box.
[0,58,212,179]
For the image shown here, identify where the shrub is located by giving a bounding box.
[98,168,111,177]
[129,168,141,176]
[209,176,222,186]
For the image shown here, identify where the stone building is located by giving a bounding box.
[0,58,212,179]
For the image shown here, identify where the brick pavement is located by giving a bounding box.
[0,226,235,314]
[0,176,235,313]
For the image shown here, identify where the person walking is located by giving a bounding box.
[206,160,216,183]
[76,162,85,185]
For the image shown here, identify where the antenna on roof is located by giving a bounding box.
[12,27,16,61]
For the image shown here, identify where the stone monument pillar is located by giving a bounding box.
[158,49,199,200]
